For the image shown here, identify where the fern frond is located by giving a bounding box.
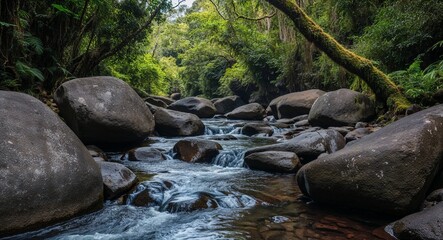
[15,61,44,81]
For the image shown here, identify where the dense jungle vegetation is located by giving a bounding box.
[1,0,442,108]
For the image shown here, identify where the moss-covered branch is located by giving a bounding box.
[266,0,411,112]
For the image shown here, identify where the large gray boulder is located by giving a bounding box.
[245,151,301,173]
[226,103,265,120]
[388,203,443,240]
[214,95,245,114]
[154,108,204,136]
[297,105,443,216]
[173,138,222,163]
[54,76,154,145]
[308,89,375,127]
[0,91,103,235]
[245,129,345,164]
[168,97,216,118]
[269,89,325,119]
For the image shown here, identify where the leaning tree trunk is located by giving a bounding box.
[266,0,411,112]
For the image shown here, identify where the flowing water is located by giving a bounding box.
[8,119,393,240]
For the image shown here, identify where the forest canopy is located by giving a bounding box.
[1,0,442,106]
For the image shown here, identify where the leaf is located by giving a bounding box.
[0,21,16,27]
[51,4,79,19]
[24,35,44,55]
[15,61,44,81]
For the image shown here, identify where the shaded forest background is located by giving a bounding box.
[1,0,442,106]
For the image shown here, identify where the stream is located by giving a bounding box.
[8,119,392,240]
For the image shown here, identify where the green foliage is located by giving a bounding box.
[1,0,174,94]
[390,58,443,104]
[107,53,168,96]
[355,0,443,71]
[51,4,79,19]
[2,0,442,108]
[219,62,253,95]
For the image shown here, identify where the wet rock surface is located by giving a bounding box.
[173,138,223,163]
[99,161,138,200]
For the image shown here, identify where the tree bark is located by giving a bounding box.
[266,0,411,112]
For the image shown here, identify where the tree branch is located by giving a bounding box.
[208,0,228,20]
[172,0,185,9]
[231,1,276,21]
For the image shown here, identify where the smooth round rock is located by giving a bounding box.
[245,151,301,173]
[154,108,204,137]
[54,76,155,145]
[308,89,375,127]
[0,91,103,235]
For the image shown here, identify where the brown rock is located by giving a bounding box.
[173,138,223,163]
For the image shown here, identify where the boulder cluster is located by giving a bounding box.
[2,76,443,239]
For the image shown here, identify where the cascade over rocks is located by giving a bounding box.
[226,103,266,120]
[308,89,375,127]
[54,76,155,146]
[245,151,301,173]
[0,91,103,235]
[214,95,245,114]
[168,97,216,118]
[269,89,325,119]
[173,138,222,163]
[297,105,443,216]
[154,108,205,136]
[245,129,345,164]
[99,161,138,200]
